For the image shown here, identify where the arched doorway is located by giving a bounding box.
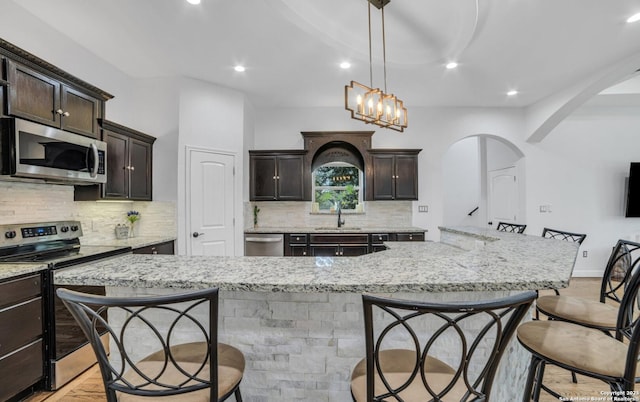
[442,135,525,228]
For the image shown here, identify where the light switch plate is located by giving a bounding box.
[418,205,428,212]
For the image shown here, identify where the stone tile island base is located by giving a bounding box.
[107,286,531,402]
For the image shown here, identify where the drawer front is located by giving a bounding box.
[0,274,41,309]
[395,232,425,241]
[0,340,44,402]
[0,297,43,354]
[371,233,391,244]
[288,234,308,244]
[310,234,369,244]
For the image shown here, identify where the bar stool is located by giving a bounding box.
[541,227,587,245]
[350,291,536,401]
[496,222,527,233]
[536,239,638,331]
[57,287,245,402]
[517,261,640,401]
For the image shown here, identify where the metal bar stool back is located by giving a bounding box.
[350,291,537,401]
[496,222,527,234]
[541,227,587,244]
[57,287,245,402]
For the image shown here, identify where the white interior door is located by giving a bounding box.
[187,148,235,256]
[488,167,519,228]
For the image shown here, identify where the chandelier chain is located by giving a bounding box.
[368,0,373,89]
[381,4,387,93]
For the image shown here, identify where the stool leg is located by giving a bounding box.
[523,355,542,402]
[234,388,243,402]
[533,361,546,402]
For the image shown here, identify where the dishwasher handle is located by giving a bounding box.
[245,237,283,243]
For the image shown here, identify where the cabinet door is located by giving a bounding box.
[6,60,61,127]
[128,138,152,200]
[340,244,369,256]
[250,156,277,200]
[394,155,418,200]
[61,85,100,138]
[277,155,304,200]
[309,244,340,256]
[289,245,309,256]
[103,130,129,199]
[371,155,395,200]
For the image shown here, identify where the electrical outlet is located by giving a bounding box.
[583,250,588,258]
[418,205,428,213]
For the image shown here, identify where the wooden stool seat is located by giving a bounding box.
[536,294,618,329]
[518,321,630,379]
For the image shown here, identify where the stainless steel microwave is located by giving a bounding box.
[0,118,106,184]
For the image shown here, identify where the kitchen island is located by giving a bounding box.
[54,226,579,401]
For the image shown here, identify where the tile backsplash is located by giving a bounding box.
[245,201,414,229]
[0,181,176,244]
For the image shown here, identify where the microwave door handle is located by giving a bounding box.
[89,143,99,178]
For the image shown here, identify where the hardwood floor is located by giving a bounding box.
[24,278,607,402]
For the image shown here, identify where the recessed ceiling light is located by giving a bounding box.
[340,62,351,69]
[445,62,458,70]
[234,65,246,72]
[186,0,201,4]
[507,90,518,96]
[627,12,640,23]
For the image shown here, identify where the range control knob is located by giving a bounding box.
[60,226,69,233]
[4,230,17,239]
[70,225,79,232]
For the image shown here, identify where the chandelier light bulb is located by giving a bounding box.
[446,62,458,69]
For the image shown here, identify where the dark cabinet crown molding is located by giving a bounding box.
[99,119,156,144]
[0,37,113,101]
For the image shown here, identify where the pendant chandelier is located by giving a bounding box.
[345,0,408,132]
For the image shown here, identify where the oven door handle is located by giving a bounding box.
[89,143,99,178]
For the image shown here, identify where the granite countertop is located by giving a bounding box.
[0,262,48,281]
[0,236,176,282]
[245,226,427,234]
[55,226,578,293]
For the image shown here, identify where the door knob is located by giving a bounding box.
[192,232,204,238]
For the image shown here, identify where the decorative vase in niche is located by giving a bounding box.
[129,223,136,238]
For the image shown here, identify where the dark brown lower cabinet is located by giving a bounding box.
[308,234,370,257]
[0,274,44,402]
[133,240,175,255]
[395,232,425,241]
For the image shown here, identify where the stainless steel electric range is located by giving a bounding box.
[0,220,131,390]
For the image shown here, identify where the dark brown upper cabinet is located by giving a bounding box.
[369,149,421,200]
[102,120,155,200]
[75,120,156,201]
[5,59,102,138]
[249,150,308,201]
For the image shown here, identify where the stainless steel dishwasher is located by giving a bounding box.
[244,233,284,256]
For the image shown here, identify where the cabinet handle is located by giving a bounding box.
[303,251,307,255]
[276,176,280,179]
[273,176,277,180]
[335,251,339,256]
[130,166,135,171]
[56,109,64,115]
[63,111,70,117]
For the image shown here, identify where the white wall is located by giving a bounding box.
[176,77,247,256]
[442,137,482,226]
[525,105,640,276]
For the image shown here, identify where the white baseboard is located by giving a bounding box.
[571,269,603,278]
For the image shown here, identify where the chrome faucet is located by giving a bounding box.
[337,206,345,228]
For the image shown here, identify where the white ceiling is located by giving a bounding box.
[10,0,640,109]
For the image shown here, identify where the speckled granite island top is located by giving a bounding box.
[54,226,578,293]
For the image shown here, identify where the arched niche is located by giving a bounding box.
[301,131,373,200]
